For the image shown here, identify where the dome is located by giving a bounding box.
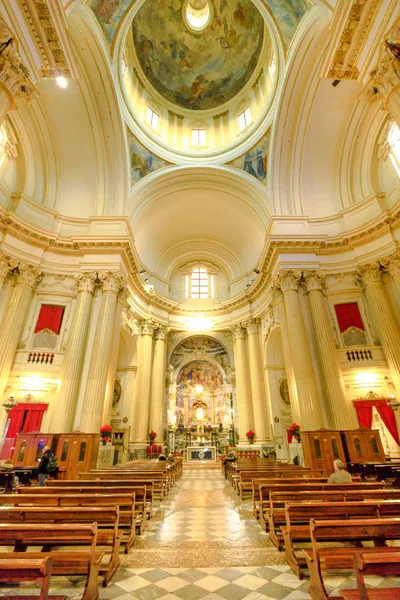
[132,0,265,111]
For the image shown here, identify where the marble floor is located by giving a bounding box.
[1,462,400,600]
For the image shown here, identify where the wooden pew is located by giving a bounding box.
[303,518,400,600]
[238,469,324,498]
[281,500,400,577]
[258,482,387,531]
[0,506,121,581]
[44,480,154,518]
[341,549,400,599]
[0,523,103,600]
[0,556,65,600]
[252,477,360,518]
[80,471,166,498]
[20,484,151,531]
[1,493,137,550]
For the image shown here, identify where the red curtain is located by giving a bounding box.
[353,399,400,445]
[6,403,48,438]
[334,303,364,332]
[353,401,373,429]
[35,305,64,334]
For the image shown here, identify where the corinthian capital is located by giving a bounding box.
[140,319,157,336]
[98,271,126,293]
[244,317,260,334]
[231,324,246,341]
[74,272,97,294]
[154,324,168,341]
[383,251,400,278]
[16,263,42,288]
[0,16,37,106]
[359,44,400,108]
[270,287,283,306]
[276,270,301,293]
[303,270,324,293]
[357,262,383,287]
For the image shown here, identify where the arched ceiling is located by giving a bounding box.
[130,167,268,277]
[131,0,265,110]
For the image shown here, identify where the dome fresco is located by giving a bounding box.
[132,0,265,110]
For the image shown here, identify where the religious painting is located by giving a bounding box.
[113,379,122,408]
[228,130,269,184]
[279,377,290,405]
[132,0,265,110]
[128,132,170,185]
[170,335,231,381]
[264,0,309,49]
[87,0,133,46]
[177,360,224,391]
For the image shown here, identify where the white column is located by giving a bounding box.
[0,263,42,399]
[102,289,129,425]
[132,320,155,445]
[304,271,358,429]
[51,272,97,432]
[80,271,125,433]
[358,263,400,393]
[245,318,272,442]
[232,324,254,443]
[149,325,167,441]
[271,289,301,424]
[277,271,323,430]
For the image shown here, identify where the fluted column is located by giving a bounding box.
[102,289,129,425]
[149,325,167,441]
[51,272,97,432]
[358,263,400,393]
[0,263,42,398]
[304,271,358,429]
[271,289,301,424]
[80,271,125,433]
[386,253,400,299]
[232,324,254,442]
[245,318,272,442]
[132,320,155,444]
[276,271,323,430]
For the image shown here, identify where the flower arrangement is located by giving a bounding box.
[100,424,112,445]
[246,430,255,444]
[206,424,213,432]
[189,425,196,432]
[149,430,157,442]
[287,423,300,443]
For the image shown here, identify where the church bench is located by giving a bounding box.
[0,556,66,600]
[45,479,154,517]
[0,523,103,600]
[238,469,324,498]
[0,506,121,581]
[303,518,400,600]
[259,484,390,532]
[22,484,152,526]
[1,492,137,550]
[80,471,166,498]
[281,500,400,577]
[340,549,400,599]
[251,477,358,517]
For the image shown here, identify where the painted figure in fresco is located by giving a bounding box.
[93,0,122,25]
[131,151,154,181]
[233,2,252,29]
[256,149,267,179]
[244,151,257,177]
[139,34,154,72]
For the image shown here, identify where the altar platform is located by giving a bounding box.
[186,446,217,461]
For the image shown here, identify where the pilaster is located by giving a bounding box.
[131,319,157,444]
[232,324,254,442]
[149,324,168,443]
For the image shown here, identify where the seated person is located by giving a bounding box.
[0,458,19,488]
[158,453,167,461]
[327,459,352,483]
[167,452,175,463]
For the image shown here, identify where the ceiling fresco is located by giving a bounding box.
[227,130,270,184]
[132,0,265,110]
[128,131,172,186]
[170,335,231,381]
[88,0,310,52]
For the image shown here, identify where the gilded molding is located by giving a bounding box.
[0,14,37,103]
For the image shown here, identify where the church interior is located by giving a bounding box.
[0,0,400,598]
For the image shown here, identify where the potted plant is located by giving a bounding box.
[100,424,112,446]
[287,423,300,443]
[149,430,157,444]
[246,429,255,444]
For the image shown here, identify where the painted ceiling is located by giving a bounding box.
[132,0,265,110]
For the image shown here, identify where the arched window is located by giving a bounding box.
[182,262,218,300]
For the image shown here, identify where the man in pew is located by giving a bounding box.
[327,459,352,484]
